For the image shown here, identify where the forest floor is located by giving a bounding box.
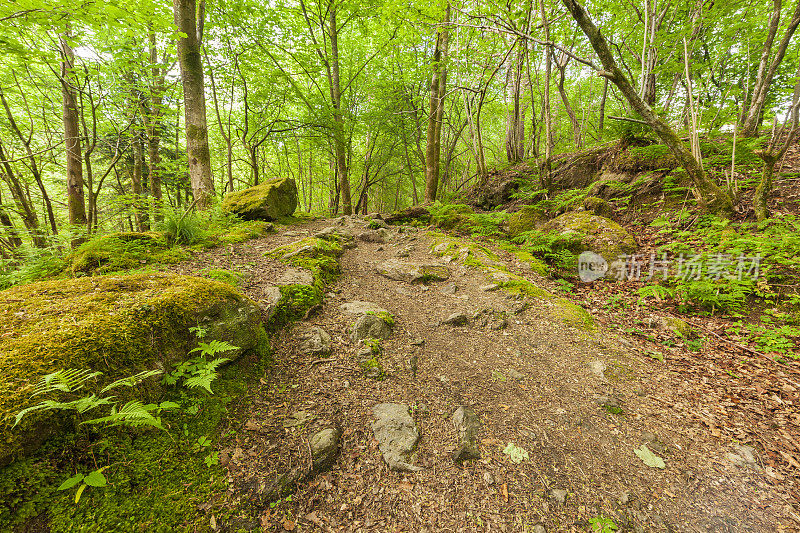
[167,215,799,533]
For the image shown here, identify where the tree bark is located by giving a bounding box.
[560,0,733,216]
[740,0,800,136]
[424,3,450,203]
[539,0,554,190]
[174,0,215,209]
[505,44,526,163]
[328,4,352,214]
[59,32,87,230]
[0,139,45,247]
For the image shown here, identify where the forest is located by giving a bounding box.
[1,0,800,531]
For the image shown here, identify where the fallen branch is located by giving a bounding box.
[607,115,649,125]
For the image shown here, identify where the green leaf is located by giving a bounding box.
[58,473,84,491]
[502,442,529,463]
[83,469,107,487]
[634,445,666,469]
[74,484,87,503]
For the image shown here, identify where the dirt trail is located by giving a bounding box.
[177,218,795,532]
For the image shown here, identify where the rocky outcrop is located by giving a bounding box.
[221,178,298,221]
[0,273,264,466]
[541,211,637,263]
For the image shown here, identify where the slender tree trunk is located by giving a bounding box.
[741,0,800,136]
[0,186,22,252]
[0,140,45,247]
[131,134,148,232]
[174,0,215,208]
[505,45,526,163]
[146,32,165,222]
[754,100,800,220]
[598,77,608,132]
[59,32,87,231]
[424,3,450,203]
[555,52,583,149]
[561,0,733,215]
[539,0,554,190]
[327,5,352,215]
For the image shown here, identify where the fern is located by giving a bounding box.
[82,400,166,429]
[31,369,103,396]
[189,340,238,357]
[183,357,230,393]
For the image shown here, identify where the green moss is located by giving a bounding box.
[499,278,554,300]
[215,221,275,245]
[0,273,262,465]
[0,363,250,532]
[614,144,678,172]
[220,178,298,221]
[205,268,244,287]
[367,311,395,328]
[541,211,638,263]
[551,299,596,330]
[69,232,187,275]
[508,205,548,236]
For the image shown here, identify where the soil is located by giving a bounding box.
[169,217,799,532]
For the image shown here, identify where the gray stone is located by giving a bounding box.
[619,491,633,505]
[298,327,332,355]
[442,312,469,326]
[259,285,283,321]
[396,246,413,258]
[314,227,356,249]
[339,301,388,316]
[588,360,606,378]
[440,283,458,295]
[371,403,422,472]
[358,230,386,243]
[367,218,389,229]
[431,243,450,254]
[310,426,342,473]
[351,314,392,343]
[595,395,622,410]
[451,406,481,462]
[376,259,450,283]
[725,445,760,470]
[548,488,568,505]
[283,410,314,428]
[277,268,314,286]
[507,369,525,381]
[533,526,547,533]
[376,228,392,241]
[480,283,501,292]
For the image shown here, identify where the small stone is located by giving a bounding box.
[283,410,314,428]
[340,301,388,315]
[442,312,469,326]
[358,231,385,243]
[432,243,449,254]
[277,268,314,286]
[507,369,525,381]
[298,327,332,355]
[588,360,606,378]
[258,286,283,321]
[351,314,392,343]
[376,259,450,283]
[396,246,413,258]
[377,246,385,251]
[310,427,342,473]
[452,406,481,462]
[548,488,568,505]
[372,403,422,472]
[483,471,494,485]
[594,395,622,409]
[480,283,501,292]
[410,338,425,346]
[440,283,458,295]
[619,491,633,506]
[533,525,546,533]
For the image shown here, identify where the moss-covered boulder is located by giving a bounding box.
[508,205,549,236]
[582,197,614,218]
[541,211,638,263]
[221,178,298,221]
[0,273,263,466]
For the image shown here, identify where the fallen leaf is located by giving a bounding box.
[634,445,666,469]
[500,483,509,502]
[282,518,296,531]
[502,442,529,463]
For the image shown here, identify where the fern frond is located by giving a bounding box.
[100,370,162,394]
[32,369,103,397]
[83,400,163,430]
[189,340,238,357]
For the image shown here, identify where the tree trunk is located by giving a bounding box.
[424,3,450,203]
[328,5,352,215]
[146,32,165,222]
[505,45,526,163]
[539,0,554,190]
[174,0,215,209]
[0,139,45,247]
[598,77,608,132]
[59,32,87,231]
[555,52,583,149]
[740,0,800,136]
[561,0,733,215]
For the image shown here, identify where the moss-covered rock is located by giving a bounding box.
[508,205,549,236]
[0,273,263,466]
[220,178,298,221]
[613,144,678,172]
[69,232,188,275]
[582,197,614,218]
[541,211,638,263]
